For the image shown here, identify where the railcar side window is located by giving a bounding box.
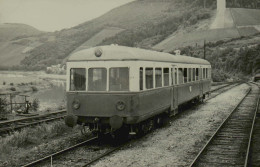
[88,68,107,91]
[163,68,169,86]
[188,68,192,82]
[145,68,153,89]
[184,68,188,83]
[140,68,143,91]
[196,68,199,80]
[203,68,206,79]
[175,68,178,85]
[193,68,196,81]
[109,68,129,91]
[206,68,208,79]
[70,68,86,91]
[155,68,162,88]
[178,69,184,84]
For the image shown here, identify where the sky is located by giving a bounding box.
[0,0,134,32]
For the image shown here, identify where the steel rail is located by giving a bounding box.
[0,110,66,126]
[189,85,252,167]
[244,82,260,167]
[206,82,242,101]
[21,136,98,167]
[82,145,122,167]
[0,110,66,135]
[0,116,65,134]
[210,82,233,92]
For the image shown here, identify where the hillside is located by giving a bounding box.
[18,0,215,70]
[0,23,45,68]
[1,0,259,80]
[0,23,42,42]
[179,34,260,81]
[154,8,260,52]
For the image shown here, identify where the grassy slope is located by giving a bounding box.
[177,34,260,81]
[0,23,42,42]
[70,27,125,54]
[20,0,214,69]
[0,23,44,68]
[154,8,260,52]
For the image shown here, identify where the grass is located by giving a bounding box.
[0,121,81,166]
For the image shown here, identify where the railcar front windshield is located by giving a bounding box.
[69,67,130,92]
[88,68,107,91]
[70,68,86,91]
[109,67,129,91]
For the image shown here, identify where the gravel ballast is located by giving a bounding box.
[93,84,250,167]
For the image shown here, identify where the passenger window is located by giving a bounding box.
[184,68,188,83]
[175,68,178,85]
[196,68,199,80]
[171,68,174,85]
[140,68,143,91]
[164,68,169,86]
[155,68,162,88]
[70,68,86,91]
[145,68,153,89]
[109,67,129,91]
[88,68,107,91]
[193,68,196,81]
[178,69,184,84]
[188,68,192,82]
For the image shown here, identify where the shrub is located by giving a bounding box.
[0,97,8,115]
[31,86,38,92]
[3,81,6,85]
[31,99,40,112]
[10,87,16,91]
[10,83,14,86]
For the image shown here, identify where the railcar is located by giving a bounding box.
[65,45,211,135]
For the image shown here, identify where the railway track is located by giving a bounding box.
[0,83,239,136]
[19,83,244,167]
[248,82,260,167]
[21,133,124,167]
[207,82,241,101]
[189,82,260,167]
[0,110,66,135]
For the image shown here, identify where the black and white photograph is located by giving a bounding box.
[0,0,260,166]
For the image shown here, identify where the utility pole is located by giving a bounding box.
[204,0,206,8]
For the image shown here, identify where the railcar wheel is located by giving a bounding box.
[162,115,170,127]
[80,126,89,136]
[112,126,129,143]
[155,116,163,128]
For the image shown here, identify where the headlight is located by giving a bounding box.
[72,99,80,110]
[116,101,126,111]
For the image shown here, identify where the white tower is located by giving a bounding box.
[217,0,226,12]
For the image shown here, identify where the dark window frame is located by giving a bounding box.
[145,68,154,89]
[88,68,107,91]
[70,68,86,91]
[109,67,129,91]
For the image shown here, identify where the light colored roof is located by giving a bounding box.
[68,45,210,65]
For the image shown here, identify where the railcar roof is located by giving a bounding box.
[68,45,210,65]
